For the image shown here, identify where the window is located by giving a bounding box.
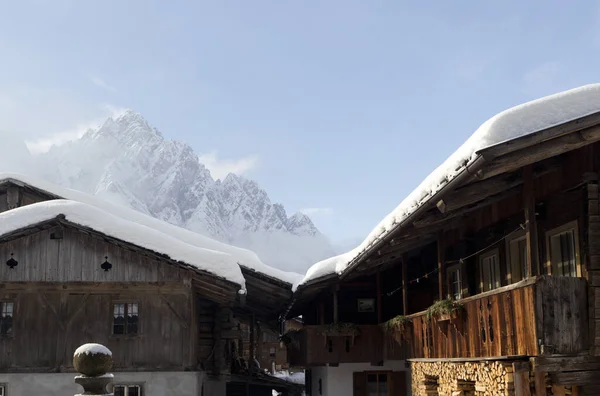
[1,302,13,336]
[447,265,462,300]
[114,385,142,396]
[507,233,527,284]
[0,384,5,396]
[480,250,501,292]
[547,221,580,277]
[269,347,276,358]
[367,373,389,396]
[113,303,139,335]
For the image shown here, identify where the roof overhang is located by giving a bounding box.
[286,112,600,318]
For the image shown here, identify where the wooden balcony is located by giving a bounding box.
[409,275,588,359]
[286,324,411,367]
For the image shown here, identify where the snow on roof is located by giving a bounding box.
[0,173,302,286]
[0,199,247,287]
[295,83,600,290]
[74,343,112,357]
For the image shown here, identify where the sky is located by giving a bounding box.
[1,1,600,248]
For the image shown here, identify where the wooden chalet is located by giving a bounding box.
[0,178,302,396]
[285,92,600,395]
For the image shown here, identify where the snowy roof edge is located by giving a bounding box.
[0,173,302,286]
[293,83,600,292]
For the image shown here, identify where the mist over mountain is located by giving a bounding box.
[16,110,336,273]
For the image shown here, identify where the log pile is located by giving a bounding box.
[411,360,517,396]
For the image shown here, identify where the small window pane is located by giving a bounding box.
[114,385,125,396]
[128,385,140,396]
[378,373,388,395]
[449,269,461,300]
[113,303,125,335]
[550,229,577,277]
[1,302,14,336]
[127,303,139,334]
[481,253,501,292]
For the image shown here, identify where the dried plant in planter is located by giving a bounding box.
[320,322,361,337]
[279,329,301,348]
[320,323,361,348]
[425,298,464,322]
[381,315,412,344]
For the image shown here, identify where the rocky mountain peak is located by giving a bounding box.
[34,111,336,273]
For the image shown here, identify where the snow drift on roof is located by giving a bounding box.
[0,200,247,286]
[0,173,303,286]
[295,83,600,290]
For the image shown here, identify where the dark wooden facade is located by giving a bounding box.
[288,120,600,394]
[0,222,241,375]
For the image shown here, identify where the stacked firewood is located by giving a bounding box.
[411,361,515,396]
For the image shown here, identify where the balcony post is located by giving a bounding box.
[402,253,408,315]
[376,268,382,323]
[249,312,256,371]
[523,164,540,277]
[333,285,339,323]
[437,231,445,300]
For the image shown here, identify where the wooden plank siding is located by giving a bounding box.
[0,227,189,284]
[0,288,195,371]
[287,324,411,367]
[408,276,588,360]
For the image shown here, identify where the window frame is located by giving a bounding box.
[113,383,143,396]
[365,371,391,396]
[0,300,14,337]
[505,229,528,284]
[446,262,465,300]
[0,383,6,396]
[111,301,140,337]
[479,248,502,293]
[545,220,581,277]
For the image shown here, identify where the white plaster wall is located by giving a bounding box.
[0,371,206,396]
[311,366,328,396]
[311,361,411,396]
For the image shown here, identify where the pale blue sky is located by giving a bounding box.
[1,1,600,246]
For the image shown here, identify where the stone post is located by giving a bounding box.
[73,343,114,396]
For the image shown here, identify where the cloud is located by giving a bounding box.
[198,150,259,180]
[25,105,127,154]
[300,207,333,216]
[89,74,117,93]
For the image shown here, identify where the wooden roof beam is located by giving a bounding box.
[479,124,600,180]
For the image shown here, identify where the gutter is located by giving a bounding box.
[338,154,487,279]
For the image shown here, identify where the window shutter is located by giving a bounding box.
[353,372,367,396]
[390,371,407,396]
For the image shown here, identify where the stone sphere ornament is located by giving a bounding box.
[73,343,113,377]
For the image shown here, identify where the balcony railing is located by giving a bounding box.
[408,275,588,359]
[286,324,411,367]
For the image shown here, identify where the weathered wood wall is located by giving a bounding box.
[287,324,411,367]
[409,276,588,360]
[0,227,190,284]
[0,286,194,371]
[0,184,54,214]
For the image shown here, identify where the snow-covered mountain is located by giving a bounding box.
[32,110,335,273]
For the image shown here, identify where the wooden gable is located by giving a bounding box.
[0,180,58,213]
[0,220,240,305]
